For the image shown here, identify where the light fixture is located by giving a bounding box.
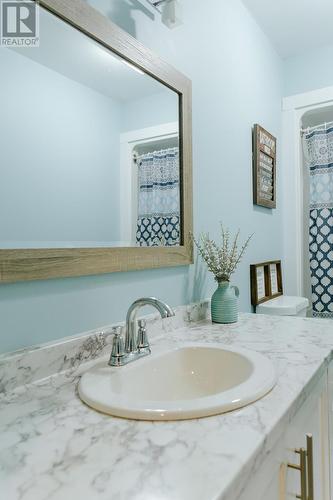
[122,60,145,75]
[146,0,183,29]
[161,0,183,29]
[96,45,145,75]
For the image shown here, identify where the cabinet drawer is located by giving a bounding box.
[237,371,329,500]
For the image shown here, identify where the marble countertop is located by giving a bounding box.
[1,307,333,500]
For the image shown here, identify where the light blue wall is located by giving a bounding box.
[121,90,179,132]
[284,43,333,96]
[0,48,121,246]
[0,0,283,353]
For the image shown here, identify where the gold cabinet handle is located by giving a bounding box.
[306,434,314,500]
[288,448,307,500]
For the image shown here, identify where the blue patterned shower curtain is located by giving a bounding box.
[304,127,333,317]
[136,147,180,247]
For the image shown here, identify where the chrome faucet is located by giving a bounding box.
[108,297,175,367]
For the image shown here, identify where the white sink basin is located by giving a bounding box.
[78,343,276,420]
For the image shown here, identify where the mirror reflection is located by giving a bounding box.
[0,6,180,249]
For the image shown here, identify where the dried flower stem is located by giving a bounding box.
[192,224,253,282]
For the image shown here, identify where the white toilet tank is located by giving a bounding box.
[256,296,309,317]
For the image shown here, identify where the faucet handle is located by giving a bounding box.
[108,326,126,366]
[138,319,146,329]
[137,319,151,354]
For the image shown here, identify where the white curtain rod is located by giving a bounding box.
[301,120,333,134]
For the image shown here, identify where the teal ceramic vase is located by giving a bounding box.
[211,281,239,324]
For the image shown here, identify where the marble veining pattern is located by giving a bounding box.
[0,301,209,395]
[1,308,333,500]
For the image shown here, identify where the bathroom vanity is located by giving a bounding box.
[1,306,333,500]
[2,0,333,498]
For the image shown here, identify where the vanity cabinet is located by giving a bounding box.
[238,370,330,500]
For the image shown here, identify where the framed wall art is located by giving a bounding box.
[250,260,283,306]
[252,124,276,209]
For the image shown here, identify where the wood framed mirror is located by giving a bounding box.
[0,0,192,283]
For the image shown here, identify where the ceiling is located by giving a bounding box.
[12,6,171,102]
[302,105,333,128]
[242,0,333,59]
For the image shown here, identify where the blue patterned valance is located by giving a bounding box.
[305,127,333,210]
